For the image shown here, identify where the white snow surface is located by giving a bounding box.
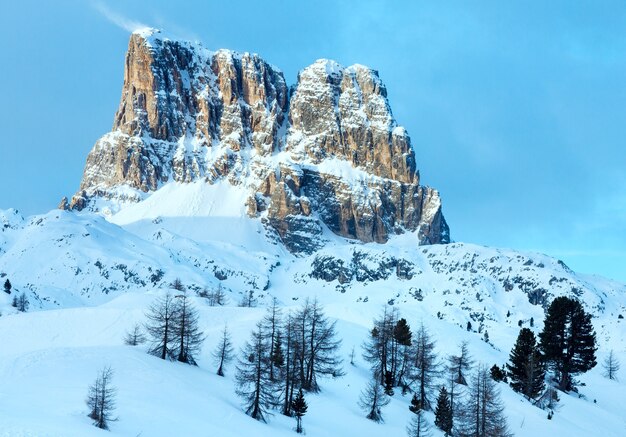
[1,197,626,435]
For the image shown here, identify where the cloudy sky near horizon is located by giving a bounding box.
[0,0,624,281]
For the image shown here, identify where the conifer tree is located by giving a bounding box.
[16,293,29,312]
[205,283,227,306]
[86,366,116,430]
[171,277,184,291]
[490,364,506,383]
[408,323,440,410]
[362,307,397,385]
[291,388,308,433]
[264,298,283,381]
[235,322,277,422]
[434,386,453,436]
[407,406,432,437]
[506,328,545,399]
[409,393,421,413]
[449,341,474,386]
[539,296,597,391]
[394,317,413,389]
[359,374,390,423]
[281,313,300,416]
[3,279,11,294]
[294,298,343,392]
[602,350,620,381]
[145,292,179,360]
[384,370,395,396]
[124,323,146,346]
[213,324,234,376]
[458,365,511,437]
[173,292,204,365]
[272,330,285,369]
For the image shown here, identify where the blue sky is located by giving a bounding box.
[0,0,624,282]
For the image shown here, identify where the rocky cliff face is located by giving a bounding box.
[69,29,449,253]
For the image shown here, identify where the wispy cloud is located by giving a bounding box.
[92,1,148,33]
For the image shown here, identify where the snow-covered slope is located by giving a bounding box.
[0,274,624,436]
[1,195,626,435]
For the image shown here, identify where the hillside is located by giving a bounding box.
[1,195,625,435]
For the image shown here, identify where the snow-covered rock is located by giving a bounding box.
[66,29,449,252]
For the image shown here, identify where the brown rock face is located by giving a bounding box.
[73,31,288,207]
[287,60,417,184]
[70,29,449,252]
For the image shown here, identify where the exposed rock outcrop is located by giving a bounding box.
[69,29,449,253]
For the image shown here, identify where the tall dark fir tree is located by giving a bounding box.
[291,388,308,434]
[539,296,597,391]
[507,328,545,399]
[434,386,453,436]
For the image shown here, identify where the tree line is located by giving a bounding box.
[359,295,602,436]
[235,297,342,433]
[85,285,608,434]
[358,307,511,436]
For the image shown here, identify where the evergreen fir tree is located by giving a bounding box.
[506,328,545,399]
[359,374,390,423]
[490,364,506,382]
[434,386,453,436]
[539,296,597,391]
[384,370,395,396]
[394,317,413,390]
[271,330,285,370]
[4,279,11,294]
[291,388,308,433]
[409,393,421,413]
[212,324,234,376]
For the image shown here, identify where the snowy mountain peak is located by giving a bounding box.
[131,26,161,40]
[66,31,448,253]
